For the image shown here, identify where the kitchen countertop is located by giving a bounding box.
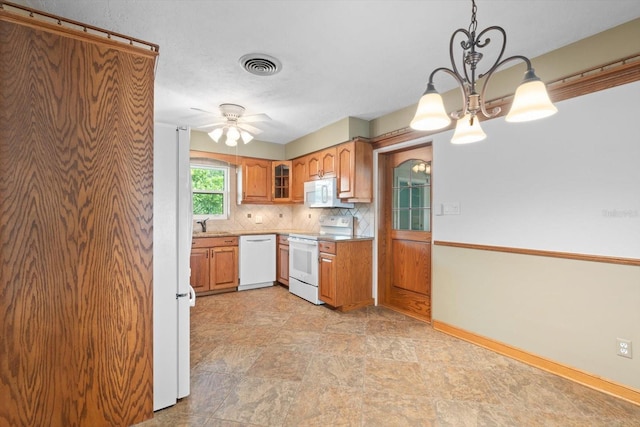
[192,230,373,241]
[192,229,304,238]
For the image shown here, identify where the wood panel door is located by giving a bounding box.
[318,252,337,306]
[336,138,373,202]
[378,146,433,322]
[0,10,156,426]
[210,246,239,290]
[291,157,307,203]
[241,158,271,203]
[307,147,337,180]
[190,248,210,292]
[277,241,290,286]
[272,160,291,202]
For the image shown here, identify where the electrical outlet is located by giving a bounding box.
[617,338,632,358]
[255,215,263,224]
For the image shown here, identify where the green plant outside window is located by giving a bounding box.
[191,165,228,219]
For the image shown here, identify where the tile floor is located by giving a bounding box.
[136,285,640,426]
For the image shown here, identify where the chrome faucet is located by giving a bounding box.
[197,218,209,232]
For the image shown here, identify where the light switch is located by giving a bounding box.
[443,202,461,215]
[255,215,263,224]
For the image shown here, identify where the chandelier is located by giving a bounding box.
[410,0,557,144]
[208,125,254,147]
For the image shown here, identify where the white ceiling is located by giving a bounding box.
[22,0,640,144]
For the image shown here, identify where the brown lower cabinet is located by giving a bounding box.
[276,234,290,286]
[318,239,373,311]
[191,236,239,293]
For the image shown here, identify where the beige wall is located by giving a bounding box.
[433,246,640,390]
[190,129,286,160]
[285,117,370,159]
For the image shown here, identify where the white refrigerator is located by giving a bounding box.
[153,124,194,410]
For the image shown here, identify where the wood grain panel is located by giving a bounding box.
[276,241,289,286]
[378,146,433,323]
[319,252,337,306]
[210,246,238,290]
[291,157,307,202]
[335,240,372,307]
[392,239,431,294]
[190,248,210,292]
[0,15,154,427]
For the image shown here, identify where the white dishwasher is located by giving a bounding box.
[238,234,276,291]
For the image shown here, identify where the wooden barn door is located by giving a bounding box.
[0,6,156,426]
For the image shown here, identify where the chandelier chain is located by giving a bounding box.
[468,0,478,35]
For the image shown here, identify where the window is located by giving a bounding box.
[392,159,431,231]
[191,164,229,220]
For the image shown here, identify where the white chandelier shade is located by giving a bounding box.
[410,90,451,131]
[410,0,557,143]
[451,114,487,144]
[506,79,558,122]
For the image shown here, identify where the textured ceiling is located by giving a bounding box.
[20,0,640,144]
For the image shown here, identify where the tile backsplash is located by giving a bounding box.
[197,202,374,236]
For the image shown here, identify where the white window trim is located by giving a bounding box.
[191,163,230,221]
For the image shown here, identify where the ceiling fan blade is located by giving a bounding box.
[195,123,225,131]
[190,107,222,117]
[196,119,227,128]
[239,113,271,123]
[236,123,263,134]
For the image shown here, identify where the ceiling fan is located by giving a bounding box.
[191,103,271,146]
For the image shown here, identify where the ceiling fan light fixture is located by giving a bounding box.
[226,126,240,141]
[240,130,254,144]
[208,127,224,142]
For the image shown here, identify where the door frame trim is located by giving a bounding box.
[372,135,434,305]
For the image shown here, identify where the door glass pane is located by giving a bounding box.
[392,159,431,231]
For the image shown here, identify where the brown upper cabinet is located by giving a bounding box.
[307,147,337,180]
[272,160,291,203]
[337,138,373,202]
[291,157,307,203]
[238,158,272,204]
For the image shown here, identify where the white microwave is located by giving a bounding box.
[304,178,354,209]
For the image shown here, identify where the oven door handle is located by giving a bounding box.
[288,238,318,246]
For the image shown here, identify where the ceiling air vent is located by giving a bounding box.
[239,53,282,76]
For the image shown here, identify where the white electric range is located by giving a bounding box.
[287,215,354,304]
